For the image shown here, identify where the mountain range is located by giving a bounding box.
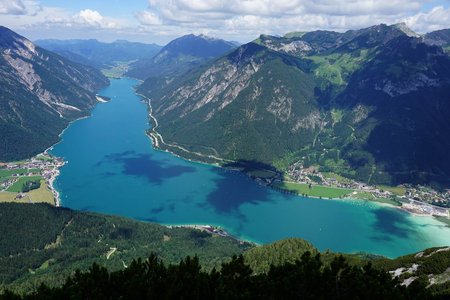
[126,34,238,80]
[138,23,450,186]
[1,24,450,298]
[0,26,109,161]
[35,39,162,70]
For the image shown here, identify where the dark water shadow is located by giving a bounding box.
[370,208,415,241]
[100,151,196,185]
[205,168,272,215]
[149,203,176,214]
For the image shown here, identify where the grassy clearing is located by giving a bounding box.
[37,259,55,271]
[0,180,54,205]
[349,191,401,206]
[322,172,353,184]
[102,61,132,78]
[351,191,375,200]
[35,154,53,162]
[0,192,17,202]
[331,109,344,126]
[0,169,40,182]
[307,51,369,86]
[0,169,27,180]
[274,182,353,199]
[6,176,43,193]
[378,185,406,196]
[27,180,54,204]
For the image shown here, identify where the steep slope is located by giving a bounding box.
[334,36,450,184]
[246,238,450,295]
[139,24,450,186]
[1,203,448,297]
[35,39,162,69]
[0,26,109,161]
[255,23,415,58]
[0,203,251,293]
[139,42,319,163]
[126,34,237,80]
[425,29,450,53]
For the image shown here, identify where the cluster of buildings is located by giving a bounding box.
[0,178,17,190]
[286,161,388,195]
[400,199,449,218]
[0,154,64,193]
[404,185,450,208]
[285,161,450,218]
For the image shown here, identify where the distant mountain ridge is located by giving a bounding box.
[126,34,238,80]
[138,23,450,186]
[35,39,162,69]
[0,26,109,161]
[425,29,450,53]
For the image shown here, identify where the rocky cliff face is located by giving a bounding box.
[0,26,109,161]
[138,24,450,186]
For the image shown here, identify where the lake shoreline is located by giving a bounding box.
[46,78,450,257]
[140,92,450,227]
[45,95,113,207]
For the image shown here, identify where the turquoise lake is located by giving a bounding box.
[51,78,450,258]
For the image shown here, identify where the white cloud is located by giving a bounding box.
[133,0,450,42]
[135,10,162,26]
[404,6,450,32]
[76,9,103,26]
[1,0,449,44]
[74,9,121,29]
[144,0,425,21]
[0,0,27,15]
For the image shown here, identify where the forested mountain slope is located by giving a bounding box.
[0,203,251,293]
[138,24,450,186]
[0,26,109,161]
[1,203,449,297]
[126,34,237,80]
[35,39,161,70]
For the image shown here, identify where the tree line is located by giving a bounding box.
[1,252,436,300]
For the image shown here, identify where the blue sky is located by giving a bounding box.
[1,0,450,45]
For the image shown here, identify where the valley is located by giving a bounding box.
[1,20,450,298]
[44,78,450,259]
[1,203,450,296]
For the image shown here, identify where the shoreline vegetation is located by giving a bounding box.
[2,83,448,233]
[0,94,112,207]
[142,93,450,225]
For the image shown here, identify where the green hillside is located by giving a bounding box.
[0,203,251,293]
[35,39,162,70]
[138,24,450,187]
[126,34,237,80]
[1,203,449,297]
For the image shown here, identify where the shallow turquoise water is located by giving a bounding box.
[51,78,450,258]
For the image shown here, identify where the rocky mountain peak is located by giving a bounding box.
[391,22,419,37]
